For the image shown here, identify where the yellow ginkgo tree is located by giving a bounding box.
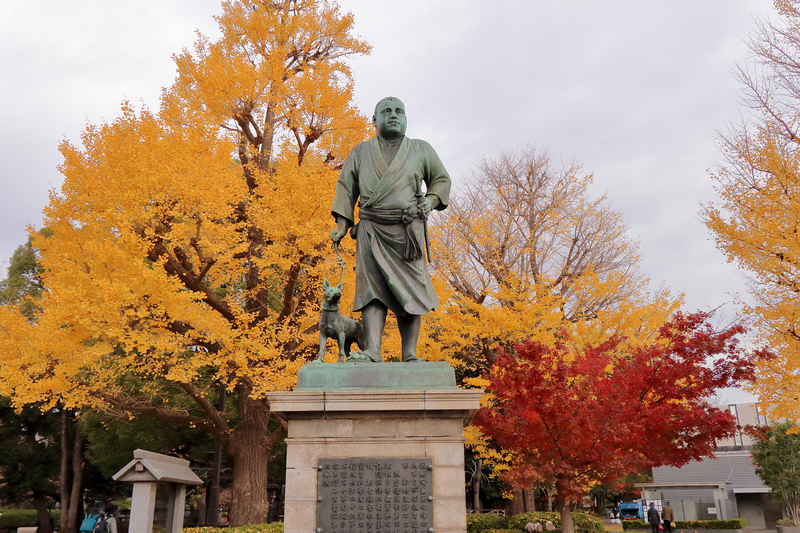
[0,0,370,525]
[704,0,800,423]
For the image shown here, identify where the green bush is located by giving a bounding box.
[508,511,602,533]
[508,511,560,531]
[468,513,509,532]
[184,525,283,533]
[675,519,746,530]
[622,519,647,530]
[486,530,523,533]
[508,511,606,533]
[623,518,746,530]
[0,510,61,529]
[571,512,605,533]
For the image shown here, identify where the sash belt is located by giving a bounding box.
[358,206,427,262]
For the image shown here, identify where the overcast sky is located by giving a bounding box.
[0,2,775,400]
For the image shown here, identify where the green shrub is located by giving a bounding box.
[674,519,746,530]
[571,512,605,533]
[0,510,61,529]
[468,513,509,532]
[184,524,283,533]
[508,511,602,533]
[623,518,746,530]
[622,519,648,530]
[508,511,560,531]
[486,530,524,533]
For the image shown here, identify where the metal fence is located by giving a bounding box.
[646,499,729,521]
[467,509,506,517]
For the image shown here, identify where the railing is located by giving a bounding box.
[467,509,506,517]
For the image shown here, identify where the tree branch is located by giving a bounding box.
[91,390,230,443]
[177,381,229,434]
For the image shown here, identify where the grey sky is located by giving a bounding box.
[0,0,773,365]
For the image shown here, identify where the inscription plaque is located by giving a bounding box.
[316,457,433,533]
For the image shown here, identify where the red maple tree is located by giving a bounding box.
[474,313,767,533]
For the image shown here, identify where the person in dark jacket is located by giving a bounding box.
[647,503,661,533]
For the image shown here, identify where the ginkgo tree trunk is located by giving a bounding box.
[0,0,370,525]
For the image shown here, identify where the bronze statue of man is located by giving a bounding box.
[330,97,451,362]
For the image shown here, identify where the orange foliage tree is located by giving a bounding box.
[703,0,800,422]
[0,0,370,525]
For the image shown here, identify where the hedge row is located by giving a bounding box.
[622,519,747,530]
[183,512,605,533]
[0,510,61,529]
[184,524,283,533]
[467,513,509,532]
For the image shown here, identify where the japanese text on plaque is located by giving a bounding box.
[316,458,433,533]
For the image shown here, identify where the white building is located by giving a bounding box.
[638,403,782,530]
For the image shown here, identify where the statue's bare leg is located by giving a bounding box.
[361,301,387,362]
[398,314,423,362]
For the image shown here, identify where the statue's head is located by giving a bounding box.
[372,97,407,139]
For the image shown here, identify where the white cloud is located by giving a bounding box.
[0,0,773,322]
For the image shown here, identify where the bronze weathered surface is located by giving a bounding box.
[330,97,451,363]
[296,360,457,390]
[317,279,366,363]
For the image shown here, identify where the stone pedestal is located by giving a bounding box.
[267,361,483,533]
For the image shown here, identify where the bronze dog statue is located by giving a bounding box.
[317,279,366,362]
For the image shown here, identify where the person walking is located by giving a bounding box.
[102,504,118,533]
[662,501,675,533]
[647,503,661,533]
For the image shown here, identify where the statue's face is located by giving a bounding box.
[372,98,407,139]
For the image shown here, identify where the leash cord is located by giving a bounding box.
[333,241,347,285]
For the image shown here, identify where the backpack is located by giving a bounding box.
[92,516,108,533]
[79,515,98,533]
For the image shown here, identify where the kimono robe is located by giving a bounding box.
[332,136,451,316]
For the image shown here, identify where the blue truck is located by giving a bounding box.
[619,502,644,520]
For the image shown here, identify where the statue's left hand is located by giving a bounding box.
[419,198,431,218]
[418,195,439,218]
[409,199,431,220]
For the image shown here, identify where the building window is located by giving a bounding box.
[755,405,768,426]
[730,405,743,446]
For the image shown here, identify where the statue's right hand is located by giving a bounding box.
[330,224,348,243]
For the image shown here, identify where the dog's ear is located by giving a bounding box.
[336,282,343,290]
[323,279,330,289]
